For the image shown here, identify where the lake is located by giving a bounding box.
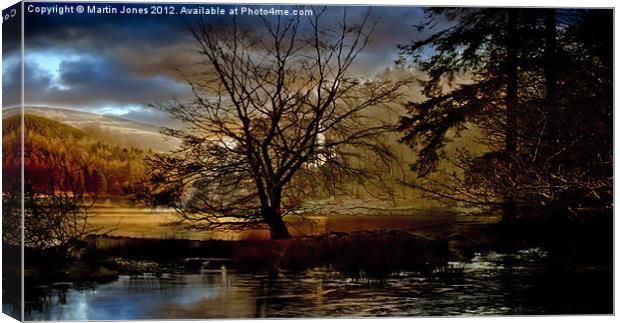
[23,208,612,319]
[24,248,611,320]
[86,206,493,240]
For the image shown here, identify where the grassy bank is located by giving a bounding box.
[23,213,612,284]
[79,230,453,277]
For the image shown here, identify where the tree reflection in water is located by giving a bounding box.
[24,248,612,320]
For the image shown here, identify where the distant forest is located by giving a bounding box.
[3,114,146,197]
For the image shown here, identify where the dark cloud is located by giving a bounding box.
[13,54,191,110]
[0,52,189,124]
[57,56,190,104]
[17,4,435,123]
[2,56,20,108]
[3,55,63,108]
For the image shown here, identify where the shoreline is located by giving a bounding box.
[20,214,613,286]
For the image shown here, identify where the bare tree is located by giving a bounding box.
[143,8,410,239]
[25,151,102,255]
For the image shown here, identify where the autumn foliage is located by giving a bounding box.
[3,114,146,198]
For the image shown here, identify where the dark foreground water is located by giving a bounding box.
[25,248,612,320]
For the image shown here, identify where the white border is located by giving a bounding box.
[0,1,617,323]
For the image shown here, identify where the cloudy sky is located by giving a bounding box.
[3,3,430,125]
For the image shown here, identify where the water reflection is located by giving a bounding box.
[25,248,610,320]
[86,208,489,241]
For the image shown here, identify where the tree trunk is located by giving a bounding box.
[545,9,559,142]
[264,207,291,239]
[503,9,519,223]
[263,189,291,240]
[545,9,557,103]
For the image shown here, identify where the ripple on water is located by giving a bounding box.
[25,247,609,319]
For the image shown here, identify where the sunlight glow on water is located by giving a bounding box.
[86,208,485,240]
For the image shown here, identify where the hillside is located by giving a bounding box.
[3,113,87,139]
[3,114,147,197]
[4,107,181,152]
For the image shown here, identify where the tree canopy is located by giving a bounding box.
[398,8,612,221]
[142,9,411,239]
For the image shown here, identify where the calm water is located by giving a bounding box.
[24,248,612,320]
[86,207,490,240]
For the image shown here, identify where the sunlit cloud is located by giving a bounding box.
[25,51,84,90]
[91,104,145,116]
